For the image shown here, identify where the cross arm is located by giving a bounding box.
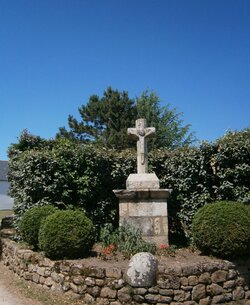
[127,128,139,140]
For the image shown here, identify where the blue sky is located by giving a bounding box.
[1,0,249,160]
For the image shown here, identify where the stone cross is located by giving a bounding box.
[127,118,156,174]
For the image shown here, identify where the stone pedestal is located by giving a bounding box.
[113,188,171,245]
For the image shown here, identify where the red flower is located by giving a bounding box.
[159,244,169,249]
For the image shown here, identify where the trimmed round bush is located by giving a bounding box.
[192,201,250,258]
[38,210,94,259]
[18,205,57,248]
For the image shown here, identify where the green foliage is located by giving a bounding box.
[58,87,137,149]
[58,87,195,149]
[8,133,120,229]
[192,201,250,258]
[212,128,250,202]
[38,210,94,259]
[18,205,57,249]
[8,128,250,241]
[136,90,195,148]
[100,224,156,257]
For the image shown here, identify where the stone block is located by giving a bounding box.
[117,287,132,303]
[100,287,117,298]
[128,201,167,217]
[211,270,228,283]
[207,283,224,296]
[126,252,158,287]
[192,284,206,302]
[232,286,245,300]
[126,173,160,190]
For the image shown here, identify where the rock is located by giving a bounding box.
[232,286,245,300]
[207,283,224,296]
[100,287,117,299]
[211,270,228,283]
[192,284,206,301]
[199,273,211,284]
[117,287,132,303]
[188,276,198,286]
[126,252,158,287]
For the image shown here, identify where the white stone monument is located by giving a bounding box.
[113,118,171,245]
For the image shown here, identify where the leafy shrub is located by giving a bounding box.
[38,210,94,259]
[18,205,57,249]
[8,128,250,241]
[100,224,156,258]
[192,201,250,258]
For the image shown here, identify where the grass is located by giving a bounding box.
[0,209,13,221]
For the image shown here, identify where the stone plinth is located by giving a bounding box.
[113,189,171,245]
[126,173,159,190]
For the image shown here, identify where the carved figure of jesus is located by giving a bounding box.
[127,118,156,174]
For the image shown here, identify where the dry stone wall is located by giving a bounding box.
[1,239,250,305]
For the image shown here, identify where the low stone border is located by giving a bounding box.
[0,239,249,305]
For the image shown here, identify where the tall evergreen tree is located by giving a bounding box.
[58,87,137,149]
[58,87,195,149]
[136,90,195,148]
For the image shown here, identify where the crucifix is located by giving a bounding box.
[127,118,156,174]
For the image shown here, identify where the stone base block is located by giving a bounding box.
[126,173,160,190]
[114,189,171,246]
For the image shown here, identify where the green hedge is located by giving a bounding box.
[38,210,94,259]
[192,201,250,258]
[18,205,57,249]
[8,128,250,240]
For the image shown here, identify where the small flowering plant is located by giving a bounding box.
[157,244,176,257]
[101,243,117,260]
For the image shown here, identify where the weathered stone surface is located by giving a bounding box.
[211,270,228,283]
[84,293,95,304]
[106,267,122,279]
[181,277,189,286]
[51,271,64,284]
[192,284,206,301]
[110,302,122,305]
[182,264,200,276]
[228,269,237,280]
[44,277,54,287]
[96,279,105,287]
[96,297,109,305]
[159,289,174,296]
[207,283,224,296]
[51,283,63,293]
[199,297,211,305]
[85,277,95,286]
[198,273,211,284]
[223,280,236,289]
[232,286,245,300]
[37,267,46,276]
[87,286,100,297]
[133,294,145,303]
[126,173,160,190]
[117,287,132,303]
[83,266,105,278]
[113,279,125,289]
[100,287,117,299]
[133,287,147,295]
[188,276,198,286]
[174,290,185,302]
[158,275,181,289]
[72,275,85,285]
[145,293,160,302]
[126,252,158,287]
[211,294,227,304]
[245,290,250,299]
[148,286,158,293]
